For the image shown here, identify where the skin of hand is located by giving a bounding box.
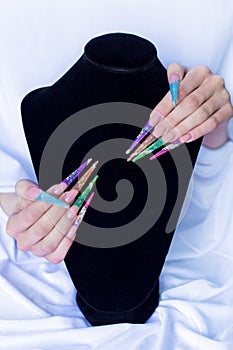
[149,63,233,148]
[1,180,79,264]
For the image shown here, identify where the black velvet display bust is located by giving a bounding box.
[21,33,201,326]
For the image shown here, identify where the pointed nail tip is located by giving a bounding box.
[125,149,131,155]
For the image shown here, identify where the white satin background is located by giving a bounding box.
[0,1,233,349]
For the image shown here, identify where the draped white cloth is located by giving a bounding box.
[0,1,233,349]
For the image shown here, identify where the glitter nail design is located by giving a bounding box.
[73,161,99,192]
[74,192,95,227]
[132,138,166,162]
[62,158,92,186]
[150,141,181,160]
[73,175,98,209]
[169,80,180,108]
[126,122,153,155]
[127,134,156,162]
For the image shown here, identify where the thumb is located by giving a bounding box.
[15,180,41,211]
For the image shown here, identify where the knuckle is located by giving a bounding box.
[212,75,225,87]
[208,117,218,130]
[200,65,211,76]
[222,89,231,103]
[5,219,15,237]
[187,93,201,110]
[47,255,63,264]
[199,104,211,120]
[17,239,30,251]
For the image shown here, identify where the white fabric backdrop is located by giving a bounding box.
[0,1,233,349]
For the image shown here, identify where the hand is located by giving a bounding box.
[5,180,80,263]
[149,64,233,148]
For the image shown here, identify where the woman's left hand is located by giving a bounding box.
[148,63,233,147]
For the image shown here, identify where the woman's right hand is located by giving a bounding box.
[5,180,80,264]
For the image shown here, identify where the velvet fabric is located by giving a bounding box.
[21,33,201,326]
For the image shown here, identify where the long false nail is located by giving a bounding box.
[73,175,98,209]
[35,190,69,208]
[73,161,99,192]
[150,141,181,160]
[132,137,166,162]
[53,158,93,195]
[169,74,180,108]
[62,158,92,187]
[126,122,153,155]
[74,192,95,227]
[66,192,95,239]
[127,133,156,162]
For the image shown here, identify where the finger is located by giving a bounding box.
[149,65,211,128]
[7,184,71,237]
[44,233,76,264]
[30,205,79,257]
[152,72,220,140]
[167,62,186,83]
[162,89,226,143]
[180,103,233,143]
[13,180,42,213]
[16,190,78,250]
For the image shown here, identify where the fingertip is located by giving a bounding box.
[167,63,185,83]
[15,180,41,200]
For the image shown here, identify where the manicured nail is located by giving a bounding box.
[169,74,180,108]
[53,183,67,195]
[73,176,98,209]
[66,205,79,219]
[127,134,156,161]
[162,131,176,143]
[62,158,92,187]
[27,186,42,199]
[74,192,95,227]
[150,141,182,160]
[132,138,166,162]
[64,189,78,203]
[73,161,99,192]
[153,124,167,138]
[126,122,153,154]
[179,133,192,143]
[150,149,168,160]
[35,190,69,208]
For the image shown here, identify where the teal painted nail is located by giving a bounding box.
[36,190,69,208]
[132,138,166,162]
[73,175,98,209]
[169,80,180,107]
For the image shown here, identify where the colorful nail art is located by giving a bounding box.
[132,137,166,162]
[73,161,99,192]
[35,190,69,208]
[150,141,181,160]
[127,133,156,162]
[126,122,153,155]
[74,192,95,227]
[73,175,98,209]
[169,74,180,108]
[62,158,92,186]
